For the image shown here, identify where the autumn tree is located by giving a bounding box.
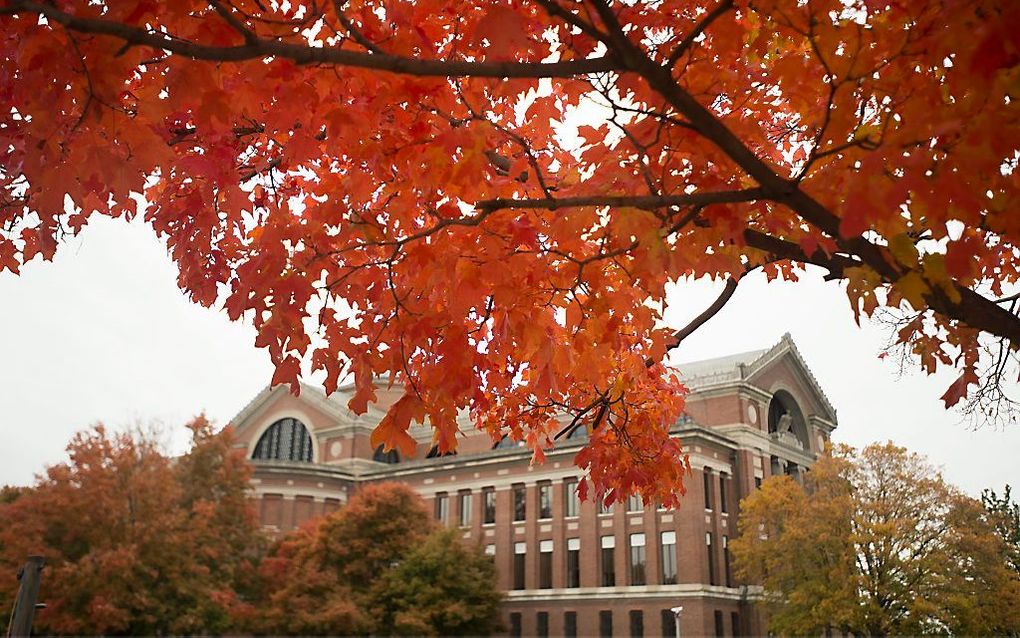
[0,418,263,635]
[2,0,1018,502]
[731,443,1020,636]
[253,482,502,636]
[983,484,1020,577]
[369,529,503,636]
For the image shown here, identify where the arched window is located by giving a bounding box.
[493,435,525,450]
[767,390,809,449]
[425,445,457,459]
[373,445,400,464]
[252,418,313,462]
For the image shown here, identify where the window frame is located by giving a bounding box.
[539,539,554,589]
[600,535,616,587]
[434,492,449,525]
[538,481,553,520]
[513,483,527,522]
[566,537,581,588]
[482,486,496,525]
[564,478,580,518]
[660,530,677,585]
[458,490,472,527]
[629,532,647,586]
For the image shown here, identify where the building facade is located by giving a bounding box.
[231,334,837,637]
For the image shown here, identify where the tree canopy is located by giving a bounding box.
[252,482,502,636]
[2,0,1018,502]
[731,443,1020,636]
[0,418,263,635]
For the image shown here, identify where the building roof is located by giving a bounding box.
[232,333,837,428]
[677,333,837,421]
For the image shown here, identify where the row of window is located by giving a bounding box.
[508,609,741,638]
[436,468,738,528]
[433,478,659,527]
[507,532,679,590]
[501,530,733,590]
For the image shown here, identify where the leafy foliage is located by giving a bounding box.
[0,418,263,635]
[369,528,503,636]
[2,0,1019,500]
[983,484,1020,577]
[251,482,502,636]
[732,443,1020,636]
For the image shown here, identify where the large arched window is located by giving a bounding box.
[373,445,400,464]
[252,418,314,462]
[767,391,810,449]
[493,435,525,450]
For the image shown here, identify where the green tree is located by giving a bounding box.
[983,484,1020,577]
[0,419,263,635]
[254,482,502,636]
[370,528,503,636]
[731,443,1020,637]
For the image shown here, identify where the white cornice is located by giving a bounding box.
[505,584,765,602]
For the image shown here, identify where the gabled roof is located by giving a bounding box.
[232,334,836,429]
[677,333,837,421]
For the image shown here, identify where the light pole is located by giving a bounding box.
[670,605,684,638]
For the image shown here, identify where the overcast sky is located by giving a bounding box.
[1,215,1017,496]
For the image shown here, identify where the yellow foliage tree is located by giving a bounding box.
[731,443,1020,636]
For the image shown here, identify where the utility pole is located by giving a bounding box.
[7,556,44,638]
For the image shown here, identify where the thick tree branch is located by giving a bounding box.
[476,188,765,213]
[666,0,734,67]
[7,0,618,79]
[663,277,739,353]
[742,229,1020,346]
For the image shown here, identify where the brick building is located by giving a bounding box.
[231,334,836,637]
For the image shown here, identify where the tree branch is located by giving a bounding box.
[666,0,734,67]
[476,187,765,213]
[8,0,618,79]
[663,277,739,353]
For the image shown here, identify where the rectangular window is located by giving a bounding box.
[707,532,716,586]
[601,535,616,586]
[458,490,472,527]
[566,537,581,588]
[754,476,762,490]
[513,541,526,590]
[484,544,496,556]
[661,610,675,638]
[539,539,553,589]
[539,482,553,519]
[510,612,522,638]
[483,487,496,524]
[435,492,449,524]
[629,533,646,586]
[565,611,578,638]
[600,610,614,638]
[731,612,740,638]
[703,468,713,510]
[599,496,613,515]
[629,610,644,638]
[723,535,732,587]
[661,531,677,585]
[719,472,728,514]
[714,610,724,638]
[564,478,580,517]
[627,494,642,512]
[513,483,527,522]
[537,611,549,638]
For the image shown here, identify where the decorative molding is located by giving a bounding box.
[505,584,765,603]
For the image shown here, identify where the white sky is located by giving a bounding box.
[1,215,1017,496]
